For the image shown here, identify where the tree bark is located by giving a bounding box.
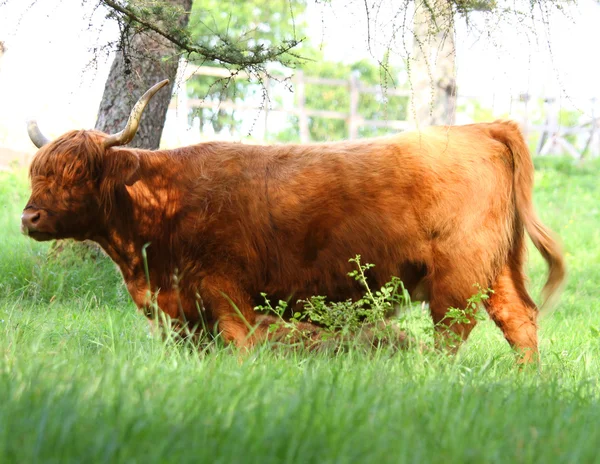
[95,0,192,149]
[409,0,457,128]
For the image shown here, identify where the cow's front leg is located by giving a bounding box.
[127,278,187,331]
[200,276,257,347]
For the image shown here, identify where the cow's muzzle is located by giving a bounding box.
[21,209,53,241]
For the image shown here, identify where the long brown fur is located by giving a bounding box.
[22,120,566,362]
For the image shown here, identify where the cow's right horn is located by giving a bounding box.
[27,120,50,148]
[103,79,170,149]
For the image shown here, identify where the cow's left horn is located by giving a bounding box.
[103,79,170,149]
[27,120,50,148]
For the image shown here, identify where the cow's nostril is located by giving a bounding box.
[22,209,43,230]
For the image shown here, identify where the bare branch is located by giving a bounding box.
[100,0,306,70]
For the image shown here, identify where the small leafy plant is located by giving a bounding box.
[255,255,413,350]
[433,284,493,349]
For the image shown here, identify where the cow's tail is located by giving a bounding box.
[488,120,566,309]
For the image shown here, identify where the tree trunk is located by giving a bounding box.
[409,0,457,128]
[95,0,193,149]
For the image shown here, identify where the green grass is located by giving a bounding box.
[1,160,600,463]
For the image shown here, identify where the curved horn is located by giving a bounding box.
[103,79,170,149]
[27,120,50,148]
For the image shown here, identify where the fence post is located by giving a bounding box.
[519,93,530,140]
[295,71,310,143]
[348,73,359,140]
[581,97,597,159]
[176,79,189,145]
[537,97,558,155]
[264,76,270,141]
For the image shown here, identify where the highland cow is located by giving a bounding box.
[22,80,565,362]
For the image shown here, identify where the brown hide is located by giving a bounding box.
[22,121,565,362]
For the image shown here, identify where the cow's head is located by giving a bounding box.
[21,80,169,241]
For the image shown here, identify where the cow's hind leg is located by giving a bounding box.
[483,265,539,364]
[428,274,480,354]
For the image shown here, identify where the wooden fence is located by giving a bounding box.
[2,67,598,170]
[175,65,599,158]
[173,65,410,143]
[512,94,599,159]
[530,97,599,159]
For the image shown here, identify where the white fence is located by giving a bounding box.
[3,67,599,170]
[174,65,599,158]
[170,64,410,143]
[457,93,600,159]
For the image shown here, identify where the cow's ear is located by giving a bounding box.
[102,149,140,186]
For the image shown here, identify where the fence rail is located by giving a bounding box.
[177,65,599,158]
[3,67,598,170]
[456,93,600,159]
[173,65,409,142]
[523,95,600,159]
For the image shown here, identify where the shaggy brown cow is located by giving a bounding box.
[22,80,565,362]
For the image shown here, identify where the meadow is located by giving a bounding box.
[0,158,599,463]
